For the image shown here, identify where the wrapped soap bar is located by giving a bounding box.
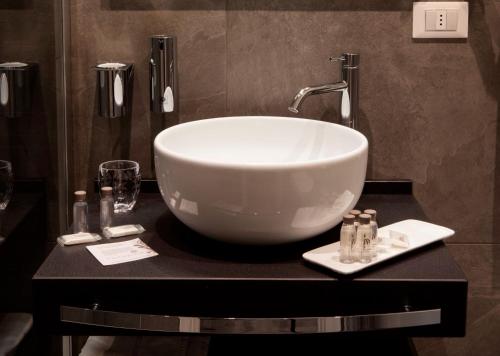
[58,232,102,246]
[103,224,145,239]
[389,230,410,249]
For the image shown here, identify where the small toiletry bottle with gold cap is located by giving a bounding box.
[73,191,88,233]
[357,213,372,263]
[364,209,378,258]
[339,214,356,264]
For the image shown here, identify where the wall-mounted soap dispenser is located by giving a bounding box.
[0,62,36,118]
[150,35,177,114]
[95,63,133,118]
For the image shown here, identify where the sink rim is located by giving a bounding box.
[154,116,368,170]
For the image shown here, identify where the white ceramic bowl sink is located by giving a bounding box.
[154,116,368,245]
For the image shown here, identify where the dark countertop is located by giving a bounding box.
[1,192,44,240]
[33,189,468,336]
[1,183,46,313]
[34,193,464,282]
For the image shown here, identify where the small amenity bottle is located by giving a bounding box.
[100,186,114,232]
[349,209,362,230]
[357,214,372,263]
[73,191,89,233]
[339,214,356,264]
[364,209,378,258]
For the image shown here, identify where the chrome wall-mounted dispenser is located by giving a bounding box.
[0,62,36,118]
[150,35,177,113]
[95,63,133,118]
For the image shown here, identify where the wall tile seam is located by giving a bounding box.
[224,0,229,114]
[447,242,500,245]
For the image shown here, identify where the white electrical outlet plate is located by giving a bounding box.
[435,9,447,30]
[413,2,468,38]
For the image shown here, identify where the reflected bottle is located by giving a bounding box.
[339,214,356,264]
[100,186,114,232]
[73,191,88,233]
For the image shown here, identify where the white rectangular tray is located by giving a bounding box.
[303,219,455,275]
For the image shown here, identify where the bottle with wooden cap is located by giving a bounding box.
[364,209,378,258]
[356,213,372,263]
[349,209,362,229]
[339,214,356,264]
[100,186,114,232]
[73,190,88,233]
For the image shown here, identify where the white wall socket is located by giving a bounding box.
[435,9,447,30]
[413,2,468,38]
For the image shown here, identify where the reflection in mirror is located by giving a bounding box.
[0,160,13,210]
[0,0,64,354]
[0,160,13,244]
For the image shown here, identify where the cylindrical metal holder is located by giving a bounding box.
[95,63,133,118]
[150,35,177,113]
[340,53,359,129]
[0,62,36,118]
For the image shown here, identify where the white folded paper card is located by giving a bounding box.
[303,219,455,275]
[86,238,158,266]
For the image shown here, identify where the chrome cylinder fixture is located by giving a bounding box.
[95,63,134,119]
[0,62,36,118]
[340,53,359,129]
[150,35,177,114]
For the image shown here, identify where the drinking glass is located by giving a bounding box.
[0,160,13,241]
[98,160,141,213]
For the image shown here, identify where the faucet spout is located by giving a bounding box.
[288,53,359,129]
[288,81,348,114]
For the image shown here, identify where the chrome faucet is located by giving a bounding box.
[288,53,359,129]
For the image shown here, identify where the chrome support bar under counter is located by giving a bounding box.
[60,306,441,334]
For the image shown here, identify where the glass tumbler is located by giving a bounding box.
[0,160,13,210]
[98,160,141,213]
[0,160,13,240]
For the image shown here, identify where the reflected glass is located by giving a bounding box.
[0,160,13,210]
[0,160,13,241]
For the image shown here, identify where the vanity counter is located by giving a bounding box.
[1,191,44,241]
[33,184,467,337]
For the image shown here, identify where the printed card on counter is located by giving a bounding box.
[86,238,158,266]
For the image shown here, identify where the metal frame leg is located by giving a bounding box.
[62,335,72,356]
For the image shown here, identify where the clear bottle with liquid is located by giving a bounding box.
[364,209,378,258]
[100,186,114,232]
[349,209,362,230]
[339,214,356,264]
[357,214,372,263]
[73,191,89,233]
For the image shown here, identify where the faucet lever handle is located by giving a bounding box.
[329,56,345,63]
[330,54,360,67]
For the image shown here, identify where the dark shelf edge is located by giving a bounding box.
[95,179,412,195]
[362,180,412,195]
